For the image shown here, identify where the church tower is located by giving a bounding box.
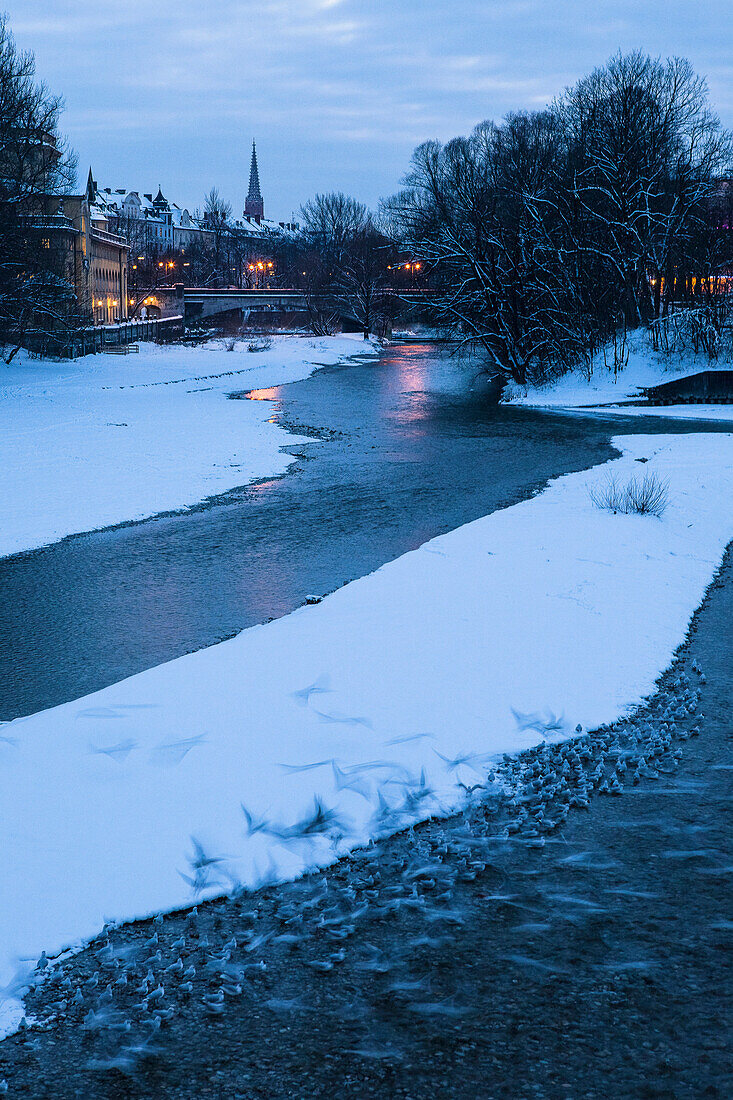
[244,140,264,222]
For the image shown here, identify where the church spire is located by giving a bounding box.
[244,140,264,221]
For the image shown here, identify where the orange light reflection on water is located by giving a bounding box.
[389,348,430,428]
[246,387,281,401]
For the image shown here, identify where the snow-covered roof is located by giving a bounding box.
[90,183,297,238]
[89,203,109,223]
[237,215,299,239]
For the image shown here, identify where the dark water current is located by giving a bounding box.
[1,343,729,719]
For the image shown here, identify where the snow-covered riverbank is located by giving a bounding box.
[2,429,732,1037]
[0,335,376,560]
[503,345,733,421]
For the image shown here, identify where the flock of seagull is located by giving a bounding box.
[3,656,708,1085]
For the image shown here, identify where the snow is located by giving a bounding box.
[503,344,733,421]
[559,404,733,423]
[0,334,376,560]
[2,430,733,1036]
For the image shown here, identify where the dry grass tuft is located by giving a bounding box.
[589,470,669,518]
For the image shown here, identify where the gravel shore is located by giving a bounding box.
[2,550,731,1100]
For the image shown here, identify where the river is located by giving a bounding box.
[1,342,729,720]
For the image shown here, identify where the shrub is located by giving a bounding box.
[647,296,733,362]
[589,470,669,518]
[247,336,273,353]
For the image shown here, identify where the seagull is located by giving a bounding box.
[241,803,269,836]
[290,675,332,706]
[434,749,490,773]
[384,732,435,746]
[332,761,373,801]
[278,758,333,774]
[313,709,373,729]
[89,739,137,762]
[153,735,207,765]
[511,708,566,735]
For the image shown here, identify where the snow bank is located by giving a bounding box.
[503,345,733,421]
[2,431,733,1036]
[0,335,376,559]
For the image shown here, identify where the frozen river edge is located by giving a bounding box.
[3,548,730,1097]
[1,429,733,1038]
[0,335,379,560]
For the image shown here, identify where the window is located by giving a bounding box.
[41,238,50,249]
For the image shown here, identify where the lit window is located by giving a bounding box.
[41,238,50,249]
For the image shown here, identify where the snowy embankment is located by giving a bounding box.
[503,345,733,421]
[2,431,733,1036]
[0,334,375,559]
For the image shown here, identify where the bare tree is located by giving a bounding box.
[298,193,391,337]
[300,193,368,261]
[388,52,733,385]
[559,52,732,327]
[203,187,233,284]
[0,15,79,360]
[331,219,391,338]
[389,112,586,384]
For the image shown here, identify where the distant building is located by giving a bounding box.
[87,199,130,324]
[36,188,129,325]
[244,141,265,222]
[82,152,299,296]
[87,175,214,255]
[240,142,299,239]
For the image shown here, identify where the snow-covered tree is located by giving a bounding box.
[559,52,732,327]
[388,52,732,384]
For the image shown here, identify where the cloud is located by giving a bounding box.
[4,0,731,216]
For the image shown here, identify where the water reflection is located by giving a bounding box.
[1,344,729,719]
[246,387,281,402]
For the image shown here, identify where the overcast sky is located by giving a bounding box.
[7,0,732,221]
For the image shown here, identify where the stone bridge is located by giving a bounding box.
[148,285,432,327]
[148,286,318,324]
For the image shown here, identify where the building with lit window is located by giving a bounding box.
[36,189,129,324]
[87,203,129,323]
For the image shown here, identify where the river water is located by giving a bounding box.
[1,342,729,720]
